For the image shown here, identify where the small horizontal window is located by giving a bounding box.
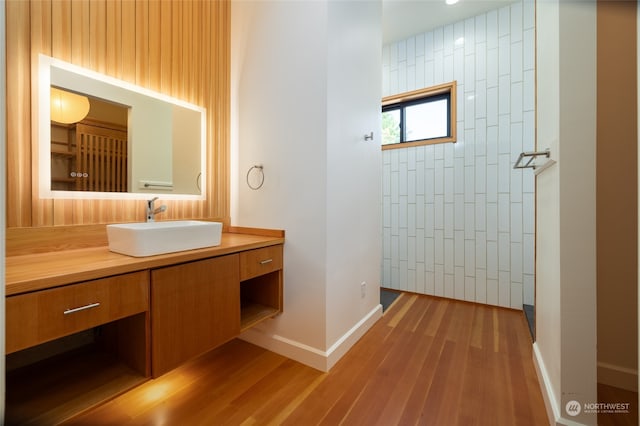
[381,81,457,150]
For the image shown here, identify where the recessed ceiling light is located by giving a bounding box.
[446,0,460,5]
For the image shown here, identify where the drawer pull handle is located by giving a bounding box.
[63,302,101,315]
[260,259,273,265]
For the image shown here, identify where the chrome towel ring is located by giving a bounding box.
[247,164,264,190]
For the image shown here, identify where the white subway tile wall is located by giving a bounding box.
[382,0,535,309]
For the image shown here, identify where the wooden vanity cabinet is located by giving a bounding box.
[5,228,284,424]
[151,254,241,377]
[5,271,150,426]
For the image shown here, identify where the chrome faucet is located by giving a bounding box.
[146,197,167,222]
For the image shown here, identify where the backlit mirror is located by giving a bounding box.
[37,54,206,200]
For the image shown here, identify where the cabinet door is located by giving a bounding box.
[151,254,240,377]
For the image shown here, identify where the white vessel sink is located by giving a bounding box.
[107,220,223,257]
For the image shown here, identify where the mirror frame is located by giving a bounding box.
[36,54,207,201]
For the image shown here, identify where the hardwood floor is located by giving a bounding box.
[597,383,639,426]
[65,293,548,425]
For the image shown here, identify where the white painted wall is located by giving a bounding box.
[326,1,382,350]
[534,0,561,421]
[232,0,329,354]
[534,1,597,424]
[381,0,535,310]
[231,0,382,371]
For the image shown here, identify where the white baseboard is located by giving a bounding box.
[240,304,383,372]
[533,342,561,425]
[598,361,639,392]
[533,343,595,426]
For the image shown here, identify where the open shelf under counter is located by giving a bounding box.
[240,268,283,332]
[240,303,280,332]
[5,318,149,426]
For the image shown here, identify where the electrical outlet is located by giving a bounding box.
[360,282,366,298]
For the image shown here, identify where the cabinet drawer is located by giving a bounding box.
[6,271,149,354]
[239,245,283,281]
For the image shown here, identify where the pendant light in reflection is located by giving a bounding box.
[50,87,90,124]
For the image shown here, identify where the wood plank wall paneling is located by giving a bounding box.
[6,0,32,228]
[5,0,230,228]
[596,0,638,390]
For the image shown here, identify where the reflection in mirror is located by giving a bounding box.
[38,54,206,200]
[50,89,130,192]
[50,87,91,124]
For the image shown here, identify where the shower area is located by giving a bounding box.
[381,0,536,335]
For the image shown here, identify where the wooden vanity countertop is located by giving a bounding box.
[6,229,284,296]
